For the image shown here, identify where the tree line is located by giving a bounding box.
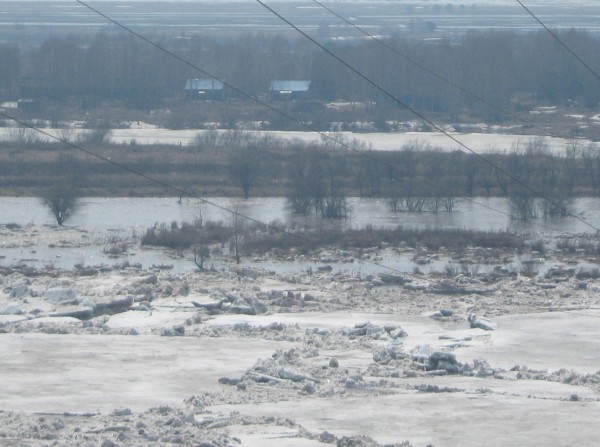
[1,134,598,223]
[1,29,600,119]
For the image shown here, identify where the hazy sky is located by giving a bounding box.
[0,0,592,3]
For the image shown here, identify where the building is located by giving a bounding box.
[184,79,225,100]
[269,80,311,101]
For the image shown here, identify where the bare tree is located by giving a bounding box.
[229,145,260,199]
[8,126,40,146]
[321,178,350,218]
[230,207,245,264]
[564,139,582,195]
[41,155,83,226]
[42,186,78,226]
[287,154,315,214]
[193,205,207,270]
[509,195,538,221]
[506,139,541,221]
[582,143,600,196]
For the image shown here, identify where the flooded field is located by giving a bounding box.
[1,196,599,273]
[2,1,600,445]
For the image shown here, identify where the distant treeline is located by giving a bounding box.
[1,29,600,119]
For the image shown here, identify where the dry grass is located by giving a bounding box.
[141,219,524,255]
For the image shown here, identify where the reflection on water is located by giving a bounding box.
[1,197,599,273]
[2,196,599,233]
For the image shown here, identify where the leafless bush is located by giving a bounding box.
[57,127,75,143]
[440,196,455,212]
[7,126,40,145]
[388,195,429,213]
[539,197,572,218]
[194,129,220,148]
[509,196,538,221]
[77,128,109,144]
[141,220,230,250]
[556,237,600,256]
[243,226,524,255]
[530,239,546,253]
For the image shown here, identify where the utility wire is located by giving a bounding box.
[314,0,583,155]
[516,0,600,85]
[0,4,570,293]
[0,109,413,274]
[68,0,592,240]
[66,0,573,237]
[73,0,545,230]
[256,0,600,233]
[309,0,584,234]
[311,0,507,118]
[74,0,578,236]
[71,0,445,199]
[0,111,259,228]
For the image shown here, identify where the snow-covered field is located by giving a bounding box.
[0,126,594,155]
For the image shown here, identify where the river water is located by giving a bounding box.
[1,196,599,273]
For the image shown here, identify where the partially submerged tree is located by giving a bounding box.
[42,186,78,226]
[287,153,350,219]
[42,155,82,226]
[231,209,244,264]
[193,205,208,270]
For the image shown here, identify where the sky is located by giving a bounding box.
[0,0,593,3]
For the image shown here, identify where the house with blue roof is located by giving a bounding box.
[185,78,225,100]
[269,80,311,101]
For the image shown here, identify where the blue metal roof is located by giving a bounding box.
[270,80,311,92]
[185,79,224,90]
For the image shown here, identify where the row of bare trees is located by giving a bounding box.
[22,133,600,225]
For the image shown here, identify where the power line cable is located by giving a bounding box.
[311,0,508,118]
[0,1,569,261]
[0,109,416,274]
[64,0,577,237]
[75,0,583,236]
[255,0,600,233]
[314,0,588,157]
[516,0,600,84]
[72,0,542,230]
[309,0,591,234]
[0,5,572,286]
[311,0,588,233]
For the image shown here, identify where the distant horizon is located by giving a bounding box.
[0,0,594,6]
[0,0,592,4]
[0,0,596,8]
